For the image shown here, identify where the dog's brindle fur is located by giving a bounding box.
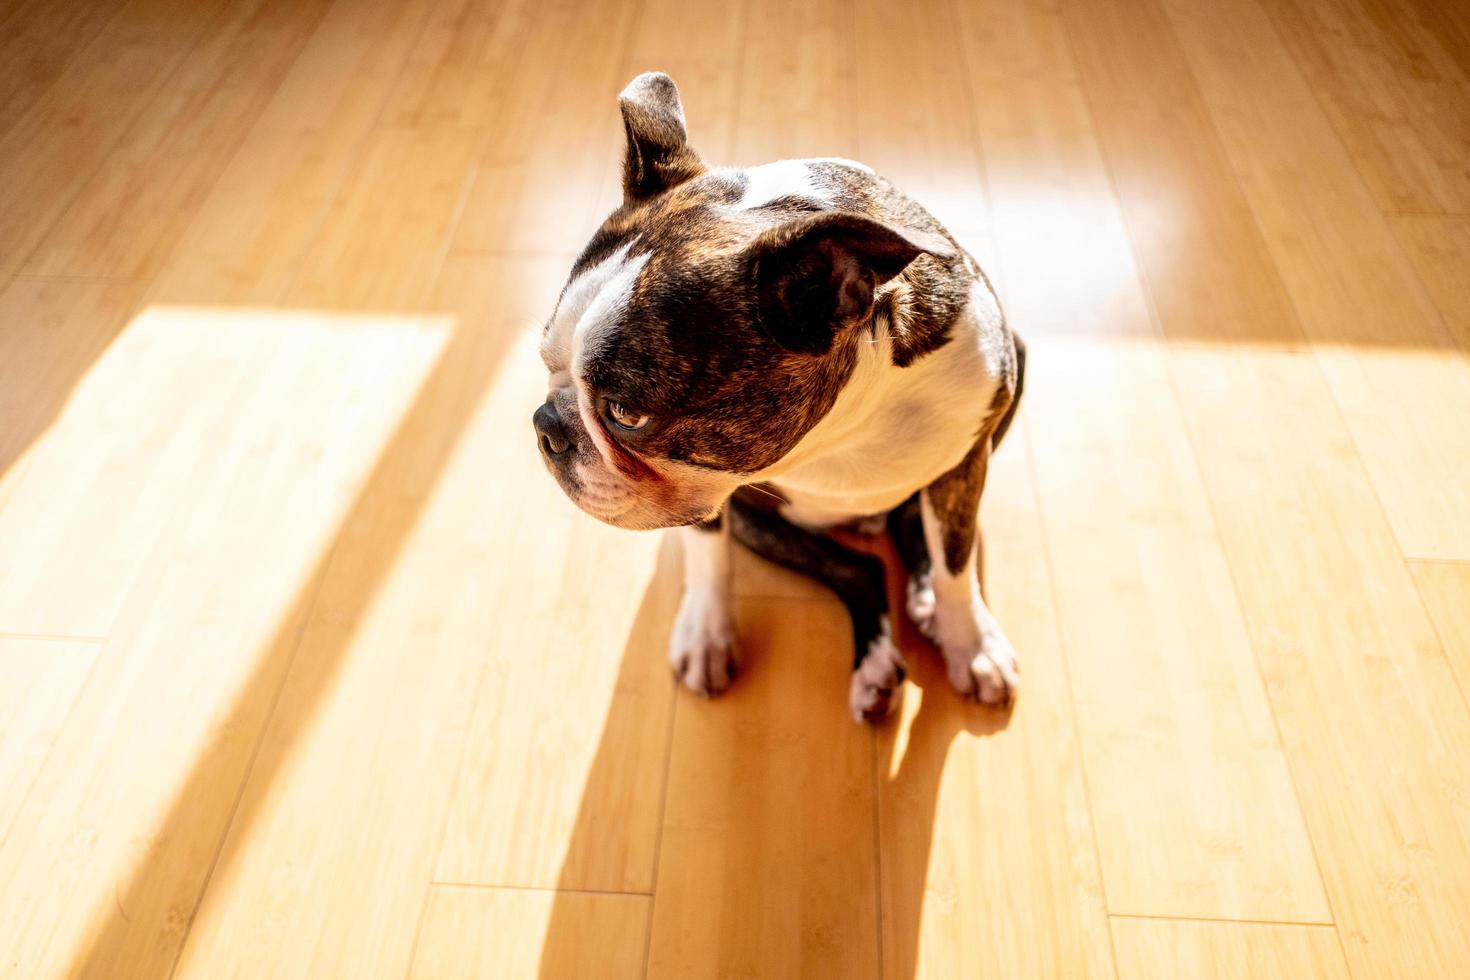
[535,73,1024,720]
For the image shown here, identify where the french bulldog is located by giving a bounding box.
[534,72,1024,722]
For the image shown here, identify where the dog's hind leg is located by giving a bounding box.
[727,492,904,723]
[886,491,938,636]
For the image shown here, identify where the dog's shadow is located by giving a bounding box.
[536,530,1012,979]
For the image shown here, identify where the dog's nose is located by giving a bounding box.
[533,401,572,458]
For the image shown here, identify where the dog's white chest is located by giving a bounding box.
[760,289,1006,529]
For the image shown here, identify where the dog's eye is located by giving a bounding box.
[606,401,651,431]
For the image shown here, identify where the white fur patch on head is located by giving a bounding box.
[811,156,875,174]
[571,249,650,374]
[735,159,833,210]
[540,242,653,517]
[540,241,647,376]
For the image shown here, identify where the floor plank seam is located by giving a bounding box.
[1299,332,1470,637]
[1156,339,1345,911]
[0,631,106,643]
[444,246,580,260]
[1109,911,1335,929]
[0,631,107,855]
[868,705,885,980]
[1016,414,1121,978]
[12,273,145,285]
[1394,241,1470,360]
[411,146,486,315]
[1406,558,1470,725]
[430,881,654,898]
[639,601,681,978]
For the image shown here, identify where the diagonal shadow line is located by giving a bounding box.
[61,309,518,980]
[857,530,1013,980]
[0,280,147,492]
[532,535,679,979]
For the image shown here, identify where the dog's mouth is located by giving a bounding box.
[534,388,732,530]
[542,450,708,530]
[570,485,712,530]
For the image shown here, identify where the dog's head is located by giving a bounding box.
[533,72,950,529]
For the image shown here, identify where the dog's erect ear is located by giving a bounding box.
[748,211,953,355]
[619,72,705,201]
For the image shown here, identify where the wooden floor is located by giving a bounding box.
[1,0,1469,976]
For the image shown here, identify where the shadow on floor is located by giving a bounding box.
[537,529,1012,980]
[0,281,142,486]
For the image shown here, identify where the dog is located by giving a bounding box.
[533,73,1024,722]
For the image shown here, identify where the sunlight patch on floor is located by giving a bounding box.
[0,304,448,979]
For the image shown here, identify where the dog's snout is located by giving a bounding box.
[533,401,572,458]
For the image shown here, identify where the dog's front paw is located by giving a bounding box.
[669,590,738,697]
[943,632,1020,707]
[849,625,906,724]
[929,599,1021,708]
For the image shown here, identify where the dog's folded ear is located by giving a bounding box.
[748,211,953,355]
[619,72,705,201]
